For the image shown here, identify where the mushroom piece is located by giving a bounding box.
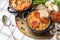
[38,9,49,18]
[36,4,45,10]
[45,1,52,7]
[48,5,53,11]
[45,1,54,11]
[53,5,59,12]
[45,1,59,12]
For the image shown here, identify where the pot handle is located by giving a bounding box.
[48,21,55,31]
[7,7,17,13]
[22,11,29,20]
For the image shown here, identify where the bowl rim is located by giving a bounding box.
[26,11,51,31]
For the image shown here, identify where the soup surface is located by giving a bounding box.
[27,11,49,30]
[10,0,31,10]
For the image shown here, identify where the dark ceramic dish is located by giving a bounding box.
[7,0,32,13]
[26,13,55,36]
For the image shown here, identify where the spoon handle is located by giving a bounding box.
[8,26,16,40]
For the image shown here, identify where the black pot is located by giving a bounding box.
[21,10,55,36]
[7,0,33,13]
[26,13,55,36]
[20,10,55,36]
[21,11,55,36]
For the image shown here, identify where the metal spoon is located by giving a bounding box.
[2,15,16,40]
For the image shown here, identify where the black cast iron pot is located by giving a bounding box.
[22,12,55,36]
[7,0,32,13]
